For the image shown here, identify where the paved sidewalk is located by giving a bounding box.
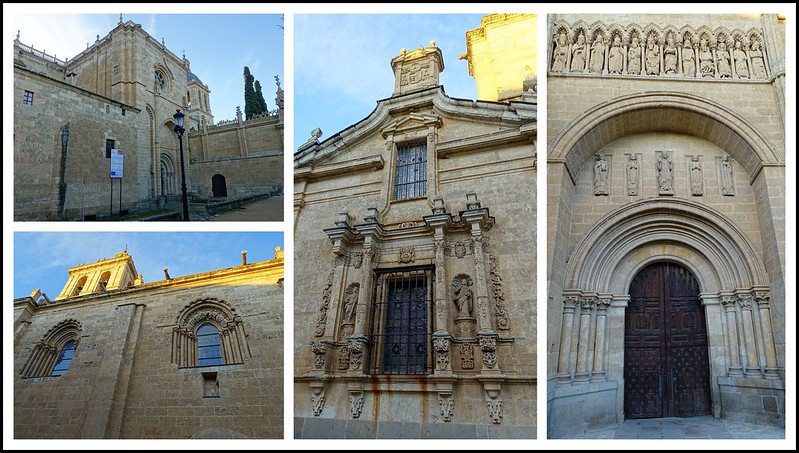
[571,416,785,439]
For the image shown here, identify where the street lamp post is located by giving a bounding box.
[173,109,190,221]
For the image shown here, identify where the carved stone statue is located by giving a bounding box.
[594,152,609,195]
[716,41,732,78]
[628,36,642,75]
[454,278,474,318]
[733,40,749,79]
[343,285,358,324]
[657,152,673,193]
[690,155,703,196]
[720,155,735,196]
[626,154,639,196]
[570,32,587,72]
[749,37,767,79]
[645,36,660,75]
[663,32,678,74]
[608,35,624,74]
[552,32,569,73]
[682,39,696,77]
[589,35,605,73]
[699,38,715,78]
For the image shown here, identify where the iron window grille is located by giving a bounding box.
[367,267,434,375]
[394,142,427,200]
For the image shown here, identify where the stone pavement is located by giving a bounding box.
[207,195,284,222]
[568,415,786,440]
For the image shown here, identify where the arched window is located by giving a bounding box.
[72,275,87,296]
[154,70,165,91]
[20,319,81,378]
[51,340,77,377]
[98,271,111,291]
[196,323,223,366]
[172,298,251,368]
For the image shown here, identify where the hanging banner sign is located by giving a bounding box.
[110,148,124,178]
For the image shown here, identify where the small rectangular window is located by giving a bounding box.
[22,90,34,105]
[394,142,427,200]
[105,139,115,158]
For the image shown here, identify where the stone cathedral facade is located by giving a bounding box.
[546,14,786,437]
[13,248,285,439]
[293,14,538,439]
[12,16,283,221]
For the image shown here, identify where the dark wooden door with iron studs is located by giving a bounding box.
[624,262,712,419]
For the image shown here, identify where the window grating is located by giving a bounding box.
[394,142,427,200]
[368,267,433,375]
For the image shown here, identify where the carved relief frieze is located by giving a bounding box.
[349,392,364,418]
[337,344,351,370]
[479,336,499,370]
[550,20,771,81]
[438,393,454,422]
[398,246,415,263]
[314,268,335,337]
[460,342,475,369]
[311,341,327,370]
[311,386,326,416]
[433,337,451,370]
[488,254,511,331]
[486,398,502,424]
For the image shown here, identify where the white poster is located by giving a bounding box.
[110,148,124,178]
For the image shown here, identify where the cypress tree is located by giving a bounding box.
[243,66,257,120]
[254,80,268,116]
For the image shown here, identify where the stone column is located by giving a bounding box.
[722,295,744,375]
[574,296,594,382]
[556,293,579,384]
[591,298,610,381]
[738,294,762,377]
[755,291,780,379]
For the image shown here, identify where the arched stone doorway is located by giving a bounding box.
[624,261,711,419]
[212,174,227,197]
[160,154,176,196]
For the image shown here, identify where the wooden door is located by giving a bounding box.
[624,262,712,418]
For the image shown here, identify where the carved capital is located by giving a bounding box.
[754,291,770,307]
[738,294,754,310]
[580,297,595,313]
[433,337,451,370]
[721,295,737,310]
[563,295,579,312]
[479,336,498,370]
[311,341,327,370]
[348,339,365,371]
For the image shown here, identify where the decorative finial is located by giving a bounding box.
[119,14,123,25]
[96,34,100,42]
[275,75,281,90]
[163,267,171,280]
[242,250,248,266]
[161,37,165,46]
[182,49,186,59]
[16,30,20,41]
[429,40,436,47]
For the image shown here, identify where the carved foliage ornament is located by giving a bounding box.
[433,337,450,370]
[314,268,335,336]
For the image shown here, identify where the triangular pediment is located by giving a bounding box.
[381,112,442,138]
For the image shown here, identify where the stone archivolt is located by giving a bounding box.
[550,19,770,80]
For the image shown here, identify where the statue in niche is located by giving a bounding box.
[657,152,673,193]
[626,154,640,196]
[749,37,767,79]
[628,36,642,75]
[716,41,732,78]
[342,285,359,324]
[682,39,696,77]
[720,155,735,196]
[589,34,605,73]
[594,152,609,195]
[552,32,569,73]
[733,40,750,79]
[453,278,474,318]
[663,32,678,74]
[690,156,703,196]
[570,32,587,72]
[645,35,660,75]
[608,35,624,74]
[699,38,715,78]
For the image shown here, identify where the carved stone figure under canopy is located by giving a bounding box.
[699,38,715,78]
[663,32,678,74]
[645,36,660,75]
[721,155,735,195]
[552,32,569,73]
[608,35,624,74]
[589,35,605,73]
[690,156,703,195]
[571,32,587,72]
[716,41,732,78]
[733,40,749,79]
[682,39,696,76]
[626,154,639,195]
[749,37,767,79]
[343,285,358,324]
[628,36,642,75]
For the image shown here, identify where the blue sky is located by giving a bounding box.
[294,14,486,153]
[13,232,284,299]
[5,9,284,124]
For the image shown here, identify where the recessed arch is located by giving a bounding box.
[565,197,768,294]
[549,92,780,182]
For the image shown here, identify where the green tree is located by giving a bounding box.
[254,80,268,115]
[243,66,258,120]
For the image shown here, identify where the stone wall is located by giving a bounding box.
[14,261,284,439]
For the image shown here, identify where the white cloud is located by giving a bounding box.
[11,14,111,61]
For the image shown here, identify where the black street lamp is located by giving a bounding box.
[173,109,190,221]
